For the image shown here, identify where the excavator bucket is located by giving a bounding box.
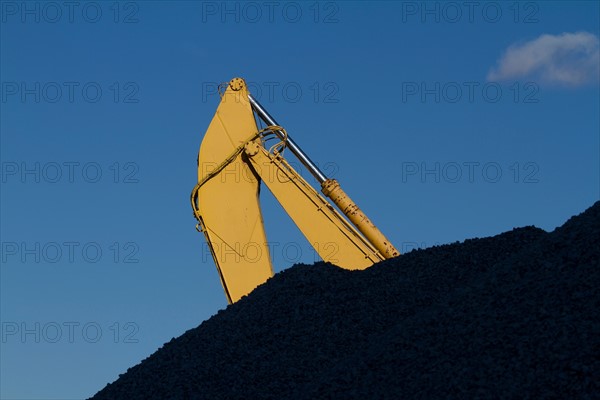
[194,78,273,304]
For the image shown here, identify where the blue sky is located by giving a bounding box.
[1,1,598,398]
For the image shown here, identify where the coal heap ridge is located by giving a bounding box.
[91,202,600,399]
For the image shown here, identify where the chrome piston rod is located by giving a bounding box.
[248,94,327,184]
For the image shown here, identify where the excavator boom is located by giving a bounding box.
[192,78,398,303]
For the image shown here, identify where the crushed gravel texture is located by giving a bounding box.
[91,201,600,399]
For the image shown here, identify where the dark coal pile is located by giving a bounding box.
[91,202,600,399]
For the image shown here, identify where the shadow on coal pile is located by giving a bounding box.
[91,201,599,400]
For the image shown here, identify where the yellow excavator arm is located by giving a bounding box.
[191,78,399,303]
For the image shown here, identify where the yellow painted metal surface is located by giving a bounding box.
[193,77,399,303]
[322,179,400,259]
[244,141,384,269]
[193,80,273,304]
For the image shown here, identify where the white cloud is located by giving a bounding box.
[488,32,600,86]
